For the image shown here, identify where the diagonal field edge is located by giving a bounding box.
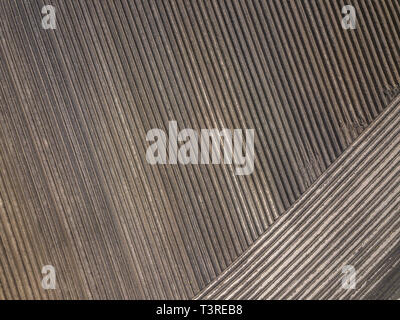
[195,95,400,299]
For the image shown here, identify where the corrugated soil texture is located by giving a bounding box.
[0,0,399,299]
[196,96,400,299]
